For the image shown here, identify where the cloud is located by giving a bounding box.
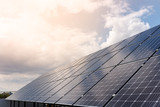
[0,0,102,91]
[0,0,153,91]
[101,0,150,47]
[0,24,101,74]
[0,73,39,91]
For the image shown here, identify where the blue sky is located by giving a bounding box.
[128,0,160,27]
[0,0,159,91]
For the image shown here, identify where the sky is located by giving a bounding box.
[0,0,160,91]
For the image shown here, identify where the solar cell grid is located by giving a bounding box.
[41,67,62,77]
[154,49,160,56]
[63,63,86,78]
[82,49,105,62]
[31,80,64,102]
[68,56,86,67]
[74,60,145,107]
[43,62,73,77]
[56,67,113,105]
[45,75,87,103]
[110,40,128,52]
[151,25,160,37]
[73,57,106,76]
[72,54,91,65]
[49,65,79,81]
[44,77,75,98]
[15,83,48,101]
[35,64,81,84]
[78,51,118,76]
[96,41,122,57]
[111,36,136,52]
[128,25,160,45]
[76,41,122,64]
[72,50,103,65]
[122,35,160,64]
[101,44,139,68]
[106,55,160,107]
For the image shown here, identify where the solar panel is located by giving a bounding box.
[36,77,76,102]
[74,60,146,107]
[7,24,160,107]
[106,55,160,107]
[151,25,160,37]
[69,51,117,77]
[154,49,160,56]
[122,35,160,63]
[43,51,119,104]
[128,25,160,45]
[101,44,139,68]
[45,75,87,103]
[31,80,63,101]
[110,36,136,52]
[56,67,113,105]
[81,40,123,62]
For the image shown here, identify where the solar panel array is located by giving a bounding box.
[7,24,160,107]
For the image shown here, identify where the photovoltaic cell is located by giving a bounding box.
[110,41,127,52]
[39,62,86,83]
[63,63,86,78]
[45,75,87,103]
[97,41,122,57]
[79,51,118,76]
[44,51,119,104]
[101,44,139,68]
[111,36,136,52]
[44,77,75,98]
[74,60,145,107]
[106,55,160,107]
[70,57,101,76]
[31,80,63,102]
[151,25,160,37]
[154,49,160,56]
[56,67,113,105]
[21,83,50,101]
[82,49,106,62]
[122,35,160,63]
[128,25,160,45]
[73,48,105,65]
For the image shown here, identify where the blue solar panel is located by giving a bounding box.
[122,35,160,63]
[96,41,122,57]
[70,57,101,76]
[45,75,87,103]
[31,80,63,102]
[56,67,113,105]
[106,55,160,107]
[151,25,160,37]
[101,44,139,68]
[79,51,118,75]
[7,24,160,107]
[154,49,160,56]
[74,60,145,107]
[128,25,160,45]
[111,36,136,52]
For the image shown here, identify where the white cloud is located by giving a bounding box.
[0,20,100,74]
[0,0,153,91]
[101,0,151,47]
[0,0,102,91]
[0,73,39,91]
